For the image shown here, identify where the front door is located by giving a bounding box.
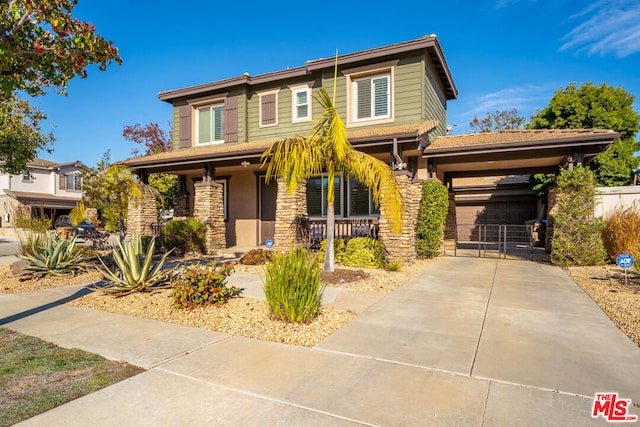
[259,176,277,244]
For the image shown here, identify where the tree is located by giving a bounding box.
[0,95,53,173]
[123,122,172,157]
[122,122,177,209]
[469,108,526,133]
[529,82,640,186]
[0,0,122,99]
[262,88,404,273]
[82,151,143,241]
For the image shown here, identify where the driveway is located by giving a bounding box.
[2,257,639,426]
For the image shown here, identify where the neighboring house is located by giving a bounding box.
[0,158,85,227]
[122,36,618,261]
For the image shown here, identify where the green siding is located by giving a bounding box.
[172,105,180,150]
[424,56,447,137]
[168,51,449,150]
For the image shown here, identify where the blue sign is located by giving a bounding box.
[616,254,634,269]
[265,239,274,249]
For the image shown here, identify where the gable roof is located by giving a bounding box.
[158,36,457,102]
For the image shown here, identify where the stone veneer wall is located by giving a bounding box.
[193,181,226,255]
[378,171,423,263]
[173,191,189,217]
[545,188,557,253]
[273,179,307,251]
[126,191,158,238]
[444,190,456,240]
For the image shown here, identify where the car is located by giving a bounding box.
[54,215,97,236]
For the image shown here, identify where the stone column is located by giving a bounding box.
[273,179,307,251]
[379,171,422,263]
[193,180,226,255]
[173,191,190,217]
[126,190,158,238]
[545,188,557,253]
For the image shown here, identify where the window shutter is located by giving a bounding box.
[224,97,238,142]
[306,178,322,216]
[59,174,65,190]
[373,76,389,117]
[212,105,224,141]
[356,78,372,119]
[261,93,276,125]
[179,105,192,148]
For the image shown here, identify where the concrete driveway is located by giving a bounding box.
[2,257,639,426]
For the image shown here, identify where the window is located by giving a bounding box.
[306,176,342,217]
[348,179,379,216]
[197,104,224,144]
[353,74,390,121]
[292,87,311,122]
[22,170,31,181]
[259,89,279,127]
[66,175,82,191]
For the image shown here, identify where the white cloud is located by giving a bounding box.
[560,0,640,57]
[463,84,555,118]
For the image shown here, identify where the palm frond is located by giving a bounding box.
[312,88,350,163]
[346,150,405,234]
[261,135,324,195]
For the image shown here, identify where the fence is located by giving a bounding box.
[450,223,545,260]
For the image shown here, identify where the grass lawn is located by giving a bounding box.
[0,328,143,426]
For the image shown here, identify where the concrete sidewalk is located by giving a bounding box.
[1,257,638,426]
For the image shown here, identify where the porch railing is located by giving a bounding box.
[308,217,379,249]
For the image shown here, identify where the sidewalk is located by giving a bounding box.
[1,257,638,426]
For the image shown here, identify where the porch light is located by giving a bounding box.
[241,161,250,168]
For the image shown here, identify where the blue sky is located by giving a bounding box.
[32,0,640,167]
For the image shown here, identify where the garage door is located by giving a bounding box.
[456,201,537,241]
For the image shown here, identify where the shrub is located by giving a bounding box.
[263,248,324,323]
[162,218,206,256]
[318,238,345,264]
[416,179,449,258]
[171,261,240,309]
[97,236,174,295]
[550,167,607,266]
[13,206,52,233]
[342,237,385,268]
[601,204,640,267]
[18,234,88,277]
[384,260,402,272]
[240,248,273,265]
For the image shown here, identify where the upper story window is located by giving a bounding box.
[259,89,279,127]
[354,74,390,121]
[197,103,224,145]
[291,86,311,122]
[66,175,82,191]
[345,61,396,127]
[22,170,32,182]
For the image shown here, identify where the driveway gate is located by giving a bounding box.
[449,223,539,260]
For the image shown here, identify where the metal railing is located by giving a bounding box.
[308,218,379,249]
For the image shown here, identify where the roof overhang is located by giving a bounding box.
[3,190,81,209]
[423,129,619,180]
[122,121,438,174]
[158,36,457,103]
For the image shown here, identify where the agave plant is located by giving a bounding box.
[18,233,88,278]
[97,235,174,296]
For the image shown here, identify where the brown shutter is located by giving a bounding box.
[224,96,238,142]
[261,93,276,125]
[59,174,65,190]
[179,105,192,148]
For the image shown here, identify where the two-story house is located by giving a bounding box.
[0,158,85,228]
[123,36,618,260]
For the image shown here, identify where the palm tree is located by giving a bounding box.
[262,87,404,272]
